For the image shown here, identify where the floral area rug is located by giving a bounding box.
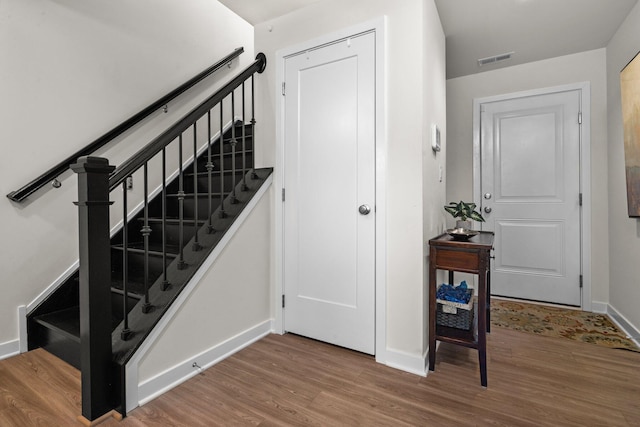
[490,299,640,352]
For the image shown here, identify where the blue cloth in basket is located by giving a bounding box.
[436,281,471,304]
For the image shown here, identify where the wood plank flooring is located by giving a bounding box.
[1,327,639,426]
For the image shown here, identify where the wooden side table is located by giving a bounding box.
[428,231,494,387]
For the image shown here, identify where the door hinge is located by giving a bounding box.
[579,275,583,288]
[578,112,582,124]
[282,294,285,308]
[282,188,286,202]
[579,193,583,206]
[282,82,286,96]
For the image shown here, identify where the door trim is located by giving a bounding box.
[472,82,592,310]
[274,17,387,362]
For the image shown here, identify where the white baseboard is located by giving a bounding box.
[137,319,274,407]
[18,306,27,353]
[0,340,20,361]
[589,301,639,346]
[590,301,608,314]
[384,347,427,377]
[606,304,640,346]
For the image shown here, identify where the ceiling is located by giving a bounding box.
[218,0,322,26]
[435,0,638,78]
[218,0,638,79]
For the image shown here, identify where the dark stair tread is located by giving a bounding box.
[110,287,144,300]
[33,305,128,339]
[111,243,180,256]
[33,307,81,342]
[111,277,155,296]
[185,169,248,178]
[166,192,226,198]
[140,217,207,226]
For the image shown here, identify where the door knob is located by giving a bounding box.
[359,204,371,215]
[484,193,492,200]
[484,206,492,214]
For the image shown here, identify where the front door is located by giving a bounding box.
[282,31,376,354]
[480,89,582,306]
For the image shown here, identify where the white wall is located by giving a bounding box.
[0,0,253,349]
[606,1,640,336]
[254,0,446,363]
[422,0,448,352]
[446,49,609,304]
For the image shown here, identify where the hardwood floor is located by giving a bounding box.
[2,327,639,426]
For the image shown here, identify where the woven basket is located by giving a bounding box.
[436,286,474,330]
[436,304,474,330]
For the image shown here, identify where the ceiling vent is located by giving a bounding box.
[478,51,514,67]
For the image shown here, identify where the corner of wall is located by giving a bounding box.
[384,347,428,377]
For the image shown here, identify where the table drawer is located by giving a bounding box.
[434,249,479,272]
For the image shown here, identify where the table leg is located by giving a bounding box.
[448,270,454,286]
[486,269,491,334]
[429,249,438,371]
[477,257,488,387]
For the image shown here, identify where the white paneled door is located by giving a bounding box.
[283,32,376,354]
[480,89,582,306]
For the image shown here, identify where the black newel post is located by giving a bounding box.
[71,156,116,422]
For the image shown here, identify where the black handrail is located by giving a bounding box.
[109,53,266,190]
[7,47,245,203]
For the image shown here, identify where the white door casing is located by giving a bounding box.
[278,28,380,355]
[474,84,591,308]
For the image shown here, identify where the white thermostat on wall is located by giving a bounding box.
[431,124,441,153]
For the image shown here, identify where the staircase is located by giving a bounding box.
[28,122,271,369]
[15,51,269,421]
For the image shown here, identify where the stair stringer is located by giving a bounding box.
[124,173,274,413]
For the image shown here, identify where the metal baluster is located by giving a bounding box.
[251,74,258,180]
[192,122,202,251]
[218,100,227,218]
[230,91,238,204]
[177,135,188,269]
[241,82,248,191]
[161,148,170,291]
[141,163,153,313]
[121,182,132,340]
[206,110,215,233]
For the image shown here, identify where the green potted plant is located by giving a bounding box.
[444,201,485,230]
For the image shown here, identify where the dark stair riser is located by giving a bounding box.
[178,170,247,194]
[131,218,203,249]
[178,154,254,189]
[192,151,254,173]
[29,315,81,369]
[28,288,136,370]
[194,136,254,161]
[110,247,170,292]
[164,193,229,220]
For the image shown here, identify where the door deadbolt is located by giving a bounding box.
[484,206,492,214]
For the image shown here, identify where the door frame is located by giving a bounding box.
[274,17,387,362]
[472,82,592,310]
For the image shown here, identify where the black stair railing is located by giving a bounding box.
[7,47,245,203]
[71,52,266,422]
